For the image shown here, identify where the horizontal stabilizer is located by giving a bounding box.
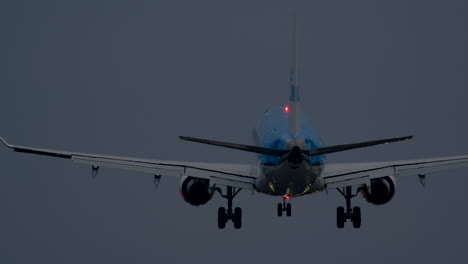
[180,135,413,157]
[179,136,288,156]
[305,136,413,156]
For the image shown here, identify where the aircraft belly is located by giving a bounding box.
[255,162,324,197]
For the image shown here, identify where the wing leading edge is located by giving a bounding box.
[0,136,256,190]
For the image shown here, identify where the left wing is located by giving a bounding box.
[323,155,468,189]
[0,136,256,190]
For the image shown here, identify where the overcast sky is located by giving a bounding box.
[1,0,467,263]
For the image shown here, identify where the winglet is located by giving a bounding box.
[0,136,71,158]
[0,136,13,148]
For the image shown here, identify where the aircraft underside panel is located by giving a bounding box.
[255,161,324,197]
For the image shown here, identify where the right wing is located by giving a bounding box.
[0,136,256,190]
[322,155,468,189]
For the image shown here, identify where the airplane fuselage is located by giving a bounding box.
[253,106,325,197]
[255,160,324,197]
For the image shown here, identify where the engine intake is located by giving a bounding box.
[361,176,396,205]
[180,176,212,206]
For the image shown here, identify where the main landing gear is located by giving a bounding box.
[277,197,292,217]
[336,186,361,229]
[216,186,242,229]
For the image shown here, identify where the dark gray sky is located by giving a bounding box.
[1,0,467,263]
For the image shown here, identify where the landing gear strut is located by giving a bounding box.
[277,197,292,217]
[336,186,361,229]
[216,186,242,229]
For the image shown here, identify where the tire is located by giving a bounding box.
[286,203,292,217]
[337,206,345,229]
[352,207,361,229]
[277,203,283,217]
[233,207,242,229]
[218,207,227,229]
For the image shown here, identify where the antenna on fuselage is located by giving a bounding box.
[289,14,301,138]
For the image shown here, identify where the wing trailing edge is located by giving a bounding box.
[0,135,72,158]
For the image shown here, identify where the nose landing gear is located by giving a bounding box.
[336,186,361,229]
[277,197,292,217]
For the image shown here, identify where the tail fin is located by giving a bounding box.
[289,14,301,137]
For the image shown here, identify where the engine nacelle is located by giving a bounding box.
[360,176,396,205]
[179,176,213,206]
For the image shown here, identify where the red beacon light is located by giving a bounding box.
[284,106,289,113]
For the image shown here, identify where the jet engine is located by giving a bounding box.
[360,176,396,205]
[180,176,213,206]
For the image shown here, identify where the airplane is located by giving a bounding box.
[2,17,468,229]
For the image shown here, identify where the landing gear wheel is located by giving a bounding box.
[218,207,227,229]
[352,206,361,228]
[278,197,292,217]
[233,207,242,229]
[286,203,292,217]
[337,206,345,229]
[336,186,363,229]
[216,186,242,229]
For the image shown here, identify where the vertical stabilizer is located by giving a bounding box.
[289,15,301,138]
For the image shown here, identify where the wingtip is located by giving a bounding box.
[0,136,12,148]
